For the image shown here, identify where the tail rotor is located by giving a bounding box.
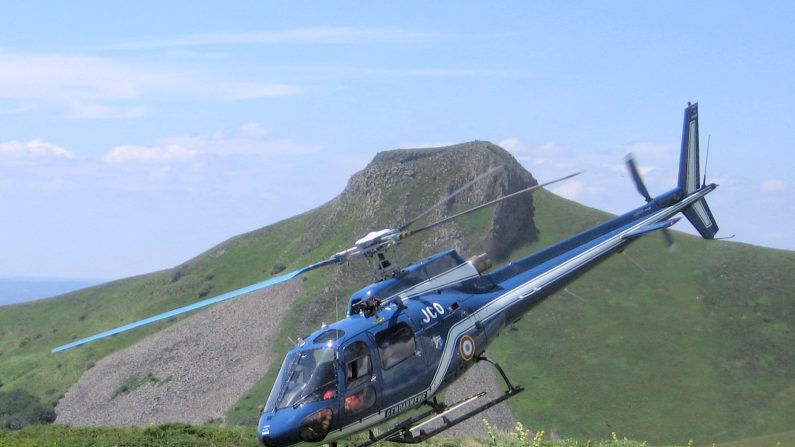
[625,153,676,250]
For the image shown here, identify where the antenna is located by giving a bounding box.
[621,251,648,273]
[715,234,736,241]
[703,134,711,185]
[563,287,586,302]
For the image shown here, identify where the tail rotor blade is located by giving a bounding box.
[52,256,340,353]
[625,153,676,249]
[625,153,652,203]
[662,228,676,250]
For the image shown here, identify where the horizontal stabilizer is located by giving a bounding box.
[623,218,680,240]
[682,198,719,239]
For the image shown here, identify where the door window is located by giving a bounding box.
[342,340,376,416]
[344,384,377,416]
[375,322,416,370]
[343,341,372,387]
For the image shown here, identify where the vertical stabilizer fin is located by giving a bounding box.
[677,102,719,239]
[678,103,701,193]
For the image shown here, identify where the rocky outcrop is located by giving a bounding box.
[334,141,538,260]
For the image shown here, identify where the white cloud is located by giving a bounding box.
[499,139,563,164]
[549,179,584,200]
[534,141,563,156]
[499,137,683,215]
[0,51,302,118]
[497,138,526,153]
[160,135,317,159]
[238,123,269,138]
[103,124,318,165]
[0,139,74,158]
[350,67,509,78]
[0,138,86,192]
[104,144,199,163]
[623,142,674,157]
[761,178,785,191]
[92,27,430,50]
[4,124,323,195]
[97,125,323,193]
[67,102,150,119]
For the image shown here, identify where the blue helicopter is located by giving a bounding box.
[53,103,719,447]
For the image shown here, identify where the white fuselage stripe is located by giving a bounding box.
[687,120,697,192]
[428,188,712,393]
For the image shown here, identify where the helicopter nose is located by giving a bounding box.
[258,404,336,447]
[258,412,278,447]
[259,434,276,447]
[258,412,291,447]
[257,415,283,447]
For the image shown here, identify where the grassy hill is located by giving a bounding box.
[489,190,795,445]
[1,144,794,444]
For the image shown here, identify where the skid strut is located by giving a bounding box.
[353,356,524,447]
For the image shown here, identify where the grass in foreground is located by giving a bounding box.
[0,422,682,447]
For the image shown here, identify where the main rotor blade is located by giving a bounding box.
[52,256,340,353]
[402,171,583,238]
[625,153,652,202]
[400,165,503,230]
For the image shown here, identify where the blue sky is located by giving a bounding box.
[1,1,793,279]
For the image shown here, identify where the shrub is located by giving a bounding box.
[271,263,287,275]
[111,373,161,399]
[0,389,55,430]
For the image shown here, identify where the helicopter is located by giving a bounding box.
[53,103,720,447]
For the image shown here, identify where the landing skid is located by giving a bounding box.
[353,356,524,447]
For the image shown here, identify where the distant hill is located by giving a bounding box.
[0,276,105,306]
[0,142,793,445]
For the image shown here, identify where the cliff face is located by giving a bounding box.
[55,142,537,429]
[335,141,538,260]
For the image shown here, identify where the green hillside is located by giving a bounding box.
[1,144,793,445]
[0,210,320,412]
[490,190,795,445]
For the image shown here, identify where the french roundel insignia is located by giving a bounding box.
[459,335,476,361]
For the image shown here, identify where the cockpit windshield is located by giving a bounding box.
[264,347,338,412]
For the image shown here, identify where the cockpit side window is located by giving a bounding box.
[343,341,372,387]
[267,348,338,410]
[375,322,416,370]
